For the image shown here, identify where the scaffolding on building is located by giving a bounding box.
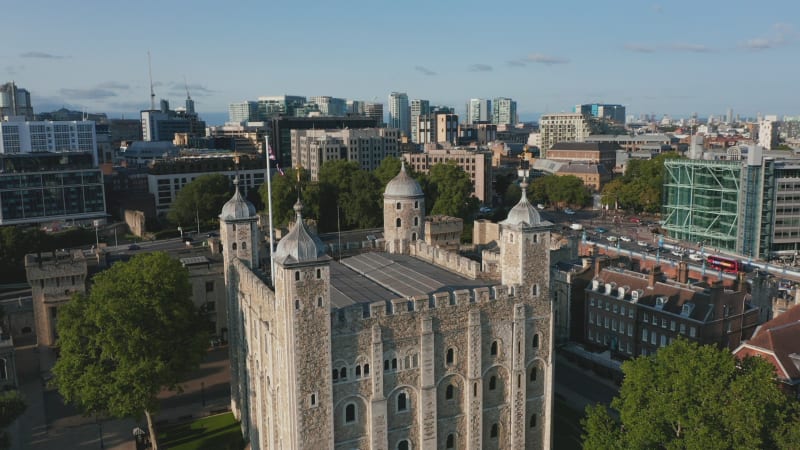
[662,160,742,253]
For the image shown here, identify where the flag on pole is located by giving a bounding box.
[267,141,276,160]
[276,165,285,176]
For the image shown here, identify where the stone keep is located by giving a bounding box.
[224,168,554,450]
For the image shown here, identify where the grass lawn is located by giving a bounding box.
[553,397,587,450]
[158,412,245,450]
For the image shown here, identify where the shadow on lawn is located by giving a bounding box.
[159,415,245,450]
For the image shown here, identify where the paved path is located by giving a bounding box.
[13,344,232,449]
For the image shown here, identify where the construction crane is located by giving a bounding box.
[147,51,156,110]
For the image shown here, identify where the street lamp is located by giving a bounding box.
[93,219,100,248]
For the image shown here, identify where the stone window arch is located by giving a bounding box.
[316,268,321,279]
[295,271,300,281]
[397,392,408,412]
[532,284,540,296]
[532,334,539,348]
[414,217,419,226]
[530,366,538,382]
[332,369,338,381]
[446,347,455,365]
[232,242,237,250]
[490,341,498,356]
[310,393,316,407]
[317,297,323,307]
[445,384,454,400]
[294,300,300,310]
[396,202,401,210]
[340,367,347,379]
[414,200,419,209]
[530,413,537,428]
[397,440,409,450]
[396,218,402,227]
[446,434,455,448]
[489,376,497,390]
[363,363,370,375]
[355,365,361,377]
[533,233,538,243]
[345,403,356,423]
[241,241,247,250]
[490,423,499,439]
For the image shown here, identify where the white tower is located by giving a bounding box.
[383,162,425,254]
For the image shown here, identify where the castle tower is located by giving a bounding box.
[383,161,425,254]
[219,178,260,425]
[270,200,335,448]
[499,178,554,449]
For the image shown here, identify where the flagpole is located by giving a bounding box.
[265,135,276,284]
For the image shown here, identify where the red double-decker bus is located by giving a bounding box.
[706,255,740,273]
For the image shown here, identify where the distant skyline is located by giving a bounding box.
[3,0,799,124]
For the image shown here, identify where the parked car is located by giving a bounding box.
[630,217,641,224]
[537,203,546,210]
[128,244,140,251]
[564,208,575,215]
[594,227,608,234]
[689,253,704,261]
[620,236,632,242]
[607,236,618,243]
[637,240,648,247]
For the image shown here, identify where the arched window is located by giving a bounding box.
[396,202,402,210]
[530,366,537,382]
[490,341,498,356]
[345,403,356,423]
[295,271,300,281]
[241,242,247,250]
[490,423,498,439]
[473,382,478,397]
[446,348,454,365]
[533,234,538,243]
[446,433,455,448]
[397,392,407,411]
[384,360,389,371]
[317,297,323,307]
[355,365,361,377]
[391,358,397,370]
[414,200,419,209]
[489,376,497,390]
[316,268,321,279]
[364,363,370,375]
[530,414,537,428]
[414,217,419,226]
[310,393,316,406]
[340,367,347,379]
[332,369,338,381]
[295,300,300,310]
[532,334,539,348]
[532,284,539,296]
[232,242,237,250]
[445,384,454,400]
[398,440,409,450]
[396,218,402,227]
[411,232,417,240]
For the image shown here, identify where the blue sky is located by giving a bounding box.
[2,0,798,124]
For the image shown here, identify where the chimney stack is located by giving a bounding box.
[677,261,689,284]
[649,265,661,288]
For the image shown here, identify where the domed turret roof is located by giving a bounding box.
[274,200,327,265]
[501,179,545,228]
[384,161,424,198]
[220,178,257,220]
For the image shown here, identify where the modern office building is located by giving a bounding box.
[290,128,400,181]
[0,119,106,226]
[347,100,365,115]
[662,146,800,259]
[364,102,384,127]
[417,113,458,145]
[270,116,380,167]
[759,117,779,150]
[466,98,491,125]
[257,95,307,119]
[574,104,626,125]
[545,142,618,170]
[538,113,594,155]
[388,92,411,137]
[458,122,497,146]
[141,99,205,142]
[0,82,33,120]
[206,121,269,154]
[309,96,347,117]
[410,99,430,144]
[224,168,555,449]
[492,98,517,126]
[228,101,259,124]
[405,147,492,202]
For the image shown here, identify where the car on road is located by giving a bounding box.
[607,236,618,242]
[689,253,704,261]
[630,217,641,224]
[537,203,546,210]
[128,244,141,251]
[207,232,219,238]
[637,240,648,247]
[570,223,583,231]
[479,206,492,214]
[670,248,686,257]
[564,208,575,215]
[620,236,632,242]
[594,227,608,234]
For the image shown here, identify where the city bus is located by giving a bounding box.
[706,255,741,273]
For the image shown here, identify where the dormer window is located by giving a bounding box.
[681,302,695,317]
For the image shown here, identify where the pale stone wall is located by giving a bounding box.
[473,220,500,246]
[409,240,480,280]
[24,251,87,347]
[124,209,146,237]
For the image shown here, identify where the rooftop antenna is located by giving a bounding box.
[184,76,191,101]
[147,51,156,110]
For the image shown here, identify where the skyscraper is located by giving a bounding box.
[466,98,491,124]
[0,82,34,120]
[364,102,384,126]
[388,92,410,137]
[492,97,517,126]
[410,99,430,144]
[228,101,258,124]
[574,104,626,124]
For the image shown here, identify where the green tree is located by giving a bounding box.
[529,175,591,208]
[52,252,209,450]
[0,391,26,450]
[427,162,479,219]
[259,167,311,227]
[601,152,682,213]
[167,174,232,228]
[317,160,383,232]
[374,156,404,189]
[582,338,799,450]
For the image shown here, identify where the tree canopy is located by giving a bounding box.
[167,174,232,227]
[259,166,313,228]
[426,162,479,219]
[0,391,25,450]
[600,152,682,213]
[582,338,800,450]
[529,174,592,208]
[52,252,210,449]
